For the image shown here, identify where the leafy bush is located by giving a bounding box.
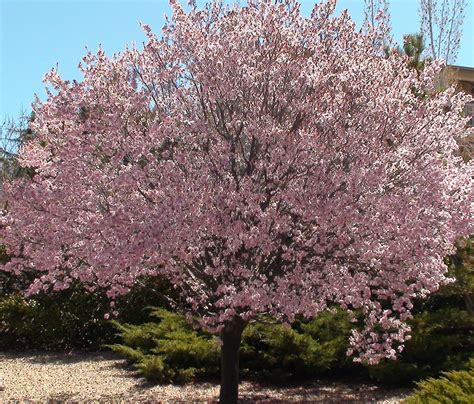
[367,306,474,385]
[403,368,474,403]
[108,308,356,384]
[107,309,220,383]
[109,303,472,386]
[0,294,41,348]
[0,275,177,350]
[240,321,323,383]
[0,286,114,350]
[240,310,357,383]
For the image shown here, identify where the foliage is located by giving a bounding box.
[0,286,113,350]
[401,33,426,72]
[107,309,220,383]
[0,113,35,186]
[240,310,358,383]
[0,275,176,350]
[108,303,472,386]
[108,308,358,383]
[403,368,474,403]
[367,305,473,385]
[445,236,474,315]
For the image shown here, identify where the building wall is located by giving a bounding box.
[444,66,474,159]
[444,65,474,126]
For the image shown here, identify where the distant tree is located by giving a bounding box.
[385,33,427,74]
[401,33,427,72]
[419,0,466,64]
[0,113,35,193]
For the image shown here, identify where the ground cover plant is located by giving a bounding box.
[403,367,474,403]
[1,0,472,402]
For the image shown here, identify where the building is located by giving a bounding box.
[444,65,474,128]
[443,65,474,161]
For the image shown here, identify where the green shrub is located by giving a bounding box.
[403,369,474,403]
[0,272,177,350]
[299,310,357,374]
[105,344,146,362]
[241,321,316,383]
[0,288,114,350]
[135,355,167,382]
[240,311,355,384]
[0,294,41,347]
[107,308,220,383]
[368,306,474,385]
[109,308,355,384]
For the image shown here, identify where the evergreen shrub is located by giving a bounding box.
[403,368,474,403]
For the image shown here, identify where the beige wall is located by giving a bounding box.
[443,65,474,95]
[444,66,474,159]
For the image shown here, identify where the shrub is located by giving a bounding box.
[109,304,472,386]
[107,308,220,383]
[367,306,474,385]
[109,308,356,384]
[0,294,41,347]
[0,275,177,350]
[240,321,322,383]
[240,310,356,383]
[0,287,113,350]
[403,368,474,403]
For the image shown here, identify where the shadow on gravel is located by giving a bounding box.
[0,351,411,402]
[0,350,121,364]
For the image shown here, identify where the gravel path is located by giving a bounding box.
[0,351,410,402]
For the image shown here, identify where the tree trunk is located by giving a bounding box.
[219,317,246,404]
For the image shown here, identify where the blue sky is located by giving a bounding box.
[1,0,473,122]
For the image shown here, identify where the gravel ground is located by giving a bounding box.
[0,351,411,402]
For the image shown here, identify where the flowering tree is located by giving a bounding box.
[1,0,473,401]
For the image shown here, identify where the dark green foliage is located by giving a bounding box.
[402,33,426,72]
[444,236,474,315]
[113,278,180,325]
[107,309,220,383]
[109,308,355,384]
[384,33,427,73]
[403,368,474,403]
[240,311,356,383]
[109,302,472,386]
[0,273,176,350]
[0,294,40,348]
[367,306,474,386]
[299,310,357,373]
[0,285,114,350]
[241,322,321,383]
[365,239,474,386]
